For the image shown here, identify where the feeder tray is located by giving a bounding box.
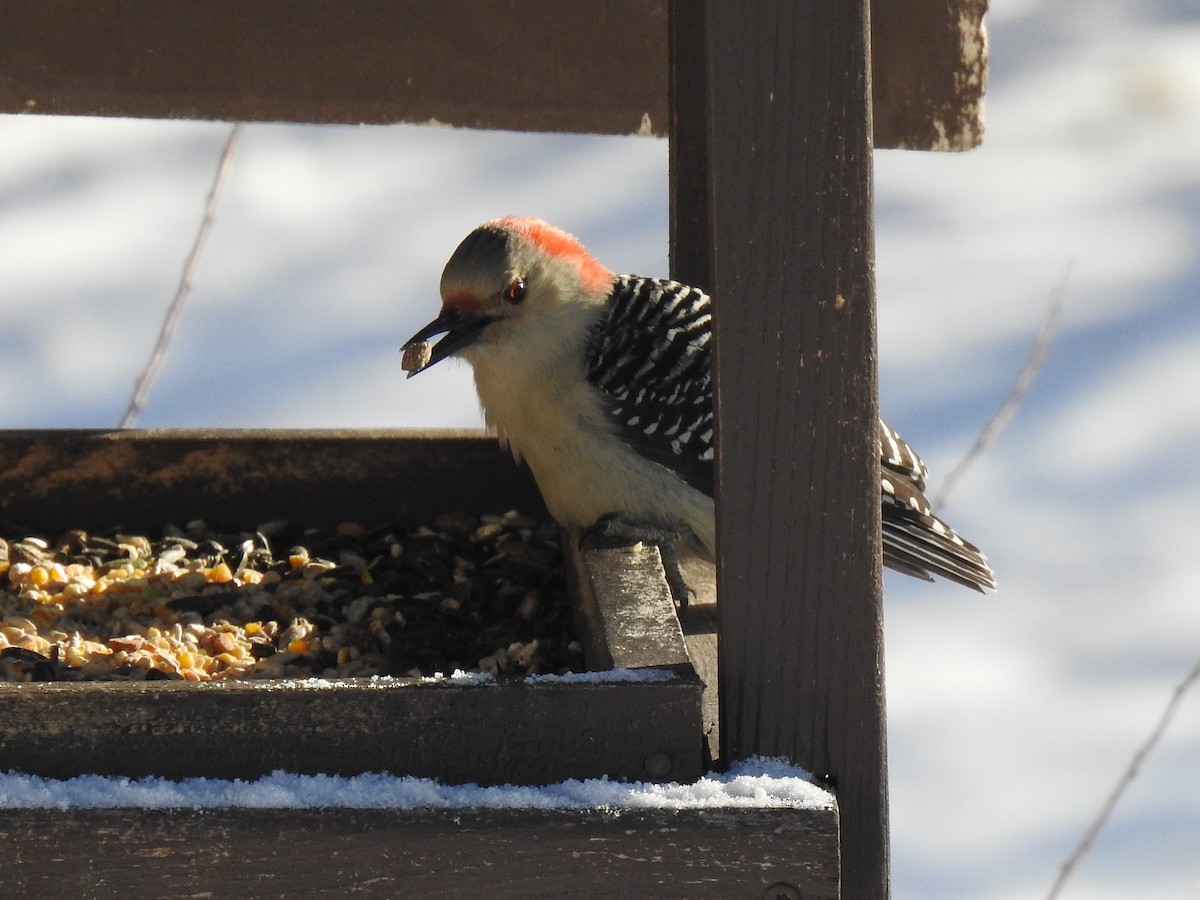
[0,429,704,785]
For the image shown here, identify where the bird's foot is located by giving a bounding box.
[579,514,694,610]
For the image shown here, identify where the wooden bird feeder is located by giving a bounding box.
[0,2,986,897]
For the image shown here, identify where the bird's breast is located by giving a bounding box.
[468,350,713,548]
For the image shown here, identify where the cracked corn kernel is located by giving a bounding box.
[401,340,433,373]
[0,513,579,682]
[207,562,234,583]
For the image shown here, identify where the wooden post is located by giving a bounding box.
[668,0,711,291]
[705,1,888,898]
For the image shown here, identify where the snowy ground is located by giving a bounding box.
[1,0,1198,896]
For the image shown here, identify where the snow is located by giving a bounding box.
[0,757,833,812]
[522,667,678,684]
[248,668,678,689]
[1,0,1199,896]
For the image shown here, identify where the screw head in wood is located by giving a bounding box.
[643,752,672,779]
[764,882,801,900]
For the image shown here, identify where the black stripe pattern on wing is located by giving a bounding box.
[879,421,996,591]
[585,276,714,495]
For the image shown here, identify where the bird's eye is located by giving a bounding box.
[504,279,528,304]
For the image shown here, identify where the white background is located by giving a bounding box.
[1,0,1197,896]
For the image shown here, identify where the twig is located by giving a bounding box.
[120,123,244,428]
[1045,654,1200,899]
[934,264,1070,508]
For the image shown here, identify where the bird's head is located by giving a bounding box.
[400,217,615,377]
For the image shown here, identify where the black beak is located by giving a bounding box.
[400,308,495,378]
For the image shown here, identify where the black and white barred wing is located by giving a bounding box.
[585,276,715,495]
[585,279,994,592]
[879,420,996,591]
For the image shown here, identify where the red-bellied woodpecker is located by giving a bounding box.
[401,216,996,598]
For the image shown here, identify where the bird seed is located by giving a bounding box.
[0,511,581,683]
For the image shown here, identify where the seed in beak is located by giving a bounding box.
[401,340,434,375]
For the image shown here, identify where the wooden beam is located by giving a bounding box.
[3,806,840,899]
[0,675,702,784]
[0,429,544,533]
[705,1,889,898]
[668,0,721,762]
[0,0,984,149]
[668,0,712,288]
[567,536,692,673]
[872,0,988,150]
[0,432,720,621]
[569,524,720,760]
[0,0,670,135]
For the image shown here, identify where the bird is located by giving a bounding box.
[400,216,996,601]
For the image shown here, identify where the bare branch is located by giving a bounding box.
[120,123,244,428]
[1046,653,1200,899]
[934,265,1070,508]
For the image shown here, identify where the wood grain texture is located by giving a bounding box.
[872,0,989,150]
[567,535,693,672]
[2,806,840,899]
[668,1,720,759]
[0,676,703,785]
[0,0,670,135]
[0,0,983,149]
[0,429,545,533]
[669,0,713,289]
[678,597,719,761]
[569,534,715,760]
[705,0,889,896]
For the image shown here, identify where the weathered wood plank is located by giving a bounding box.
[706,0,889,896]
[0,676,702,784]
[668,0,713,287]
[0,0,670,135]
[2,806,840,899]
[0,0,984,149]
[568,523,718,760]
[873,0,989,150]
[567,535,692,673]
[668,2,720,763]
[0,429,543,534]
[677,597,719,761]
